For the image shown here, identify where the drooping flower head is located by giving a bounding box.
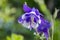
[18,3,51,40]
[18,3,42,30]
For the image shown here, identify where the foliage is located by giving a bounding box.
[0,0,60,40]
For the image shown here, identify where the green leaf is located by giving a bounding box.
[6,33,24,40]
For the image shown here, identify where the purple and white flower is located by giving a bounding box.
[18,3,51,40]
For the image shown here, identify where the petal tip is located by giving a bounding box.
[23,3,31,12]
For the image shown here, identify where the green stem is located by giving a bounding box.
[53,8,59,19]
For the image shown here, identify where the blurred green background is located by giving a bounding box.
[0,0,60,40]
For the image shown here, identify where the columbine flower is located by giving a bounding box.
[18,3,51,40]
[18,3,41,30]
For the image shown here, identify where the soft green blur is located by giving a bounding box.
[6,33,24,40]
[0,0,60,40]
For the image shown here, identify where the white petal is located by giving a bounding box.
[30,11,36,15]
[31,22,39,29]
[38,19,41,24]
[22,21,31,29]
[22,14,25,19]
